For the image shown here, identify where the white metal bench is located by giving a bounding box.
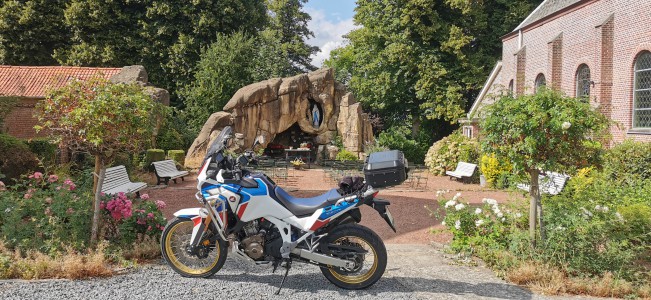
[101,165,147,197]
[517,171,569,195]
[152,160,189,185]
[446,162,477,183]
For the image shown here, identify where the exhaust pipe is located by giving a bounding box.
[291,248,354,268]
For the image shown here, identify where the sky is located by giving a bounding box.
[304,0,359,67]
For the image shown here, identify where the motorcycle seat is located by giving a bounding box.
[274,187,342,217]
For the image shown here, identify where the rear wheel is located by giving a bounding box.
[319,224,387,289]
[161,217,228,278]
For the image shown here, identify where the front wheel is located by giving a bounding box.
[319,224,387,289]
[161,217,228,278]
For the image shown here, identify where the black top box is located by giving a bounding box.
[364,150,409,188]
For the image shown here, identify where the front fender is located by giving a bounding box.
[173,208,209,219]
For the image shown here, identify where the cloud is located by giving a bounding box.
[305,8,359,67]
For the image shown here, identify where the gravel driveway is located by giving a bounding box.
[0,244,595,300]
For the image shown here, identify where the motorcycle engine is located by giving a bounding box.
[241,221,265,260]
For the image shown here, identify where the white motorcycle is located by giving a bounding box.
[161,126,398,292]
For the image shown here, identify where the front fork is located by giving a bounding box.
[189,193,228,249]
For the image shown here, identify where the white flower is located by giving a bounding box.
[455,203,466,211]
[4,208,10,213]
[580,207,593,218]
[482,198,498,206]
[445,200,457,208]
[497,212,504,218]
[475,208,482,214]
[454,220,461,230]
[452,192,461,201]
[602,206,609,212]
[515,213,523,218]
[615,212,624,222]
[562,121,571,130]
[595,205,602,211]
[436,190,446,197]
[501,217,506,222]
[441,221,446,226]
[475,219,484,227]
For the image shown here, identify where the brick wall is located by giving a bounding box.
[3,98,48,139]
[497,0,651,143]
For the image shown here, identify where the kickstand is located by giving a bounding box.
[275,259,291,295]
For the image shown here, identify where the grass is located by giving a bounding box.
[499,258,651,299]
[0,242,114,279]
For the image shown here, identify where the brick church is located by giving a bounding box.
[463,0,651,144]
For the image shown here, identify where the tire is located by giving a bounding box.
[319,224,387,289]
[161,217,228,278]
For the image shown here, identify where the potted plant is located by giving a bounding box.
[290,158,305,170]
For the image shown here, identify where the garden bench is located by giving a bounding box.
[445,162,477,183]
[516,171,569,195]
[101,165,147,197]
[152,160,189,185]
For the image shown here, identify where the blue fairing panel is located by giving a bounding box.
[318,199,358,220]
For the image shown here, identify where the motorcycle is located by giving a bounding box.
[161,126,397,292]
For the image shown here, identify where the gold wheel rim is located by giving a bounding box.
[328,236,378,284]
[164,220,220,275]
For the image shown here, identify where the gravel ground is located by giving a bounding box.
[0,244,598,300]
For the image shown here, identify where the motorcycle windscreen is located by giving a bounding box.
[204,126,234,161]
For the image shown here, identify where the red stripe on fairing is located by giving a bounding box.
[309,219,330,231]
[237,203,248,219]
[192,216,202,226]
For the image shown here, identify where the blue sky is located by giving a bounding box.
[304,0,358,67]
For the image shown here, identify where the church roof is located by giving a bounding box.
[513,0,584,32]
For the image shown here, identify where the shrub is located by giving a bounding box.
[424,133,480,176]
[603,139,651,181]
[26,139,58,167]
[363,141,388,155]
[144,149,165,170]
[0,173,91,252]
[100,193,166,246]
[156,113,194,151]
[336,149,358,161]
[377,125,430,164]
[167,150,185,165]
[0,134,40,184]
[480,154,513,188]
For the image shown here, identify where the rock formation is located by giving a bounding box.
[185,68,374,168]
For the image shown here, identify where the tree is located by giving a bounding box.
[480,88,609,246]
[325,0,541,139]
[266,0,319,75]
[34,77,167,243]
[0,0,70,65]
[180,31,292,133]
[53,0,268,107]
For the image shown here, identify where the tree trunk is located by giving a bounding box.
[92,155,101,194]
[411,117,421,138]
[537,195,546,242]
[528,169,540,248]
[91,156,106,244]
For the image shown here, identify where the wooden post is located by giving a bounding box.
[91,159,105,244]
[529,169,539,248]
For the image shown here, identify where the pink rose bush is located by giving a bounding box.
[100,192,167,244]
[0,172,91,252]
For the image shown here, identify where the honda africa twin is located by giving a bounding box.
[161,126,397,292]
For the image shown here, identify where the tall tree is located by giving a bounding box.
[266,0,319,75]
[0,0,70,65]
[326,0,541,138]
[53,0,268,106]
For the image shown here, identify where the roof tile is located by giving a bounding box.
[0,66,122,98]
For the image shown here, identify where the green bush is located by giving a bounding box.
[156,113,194,151]
[144,149,165,170]
[377,125,430,164]
[0,134,39,184]
[26,139,58,166]
[0,173,91,252]
[336,149,358,161]
[424,133,480,176]
[167,150,185,165]
[603,139,651,181]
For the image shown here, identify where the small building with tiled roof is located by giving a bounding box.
[0,65,168,139]
[463,0,651,144]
